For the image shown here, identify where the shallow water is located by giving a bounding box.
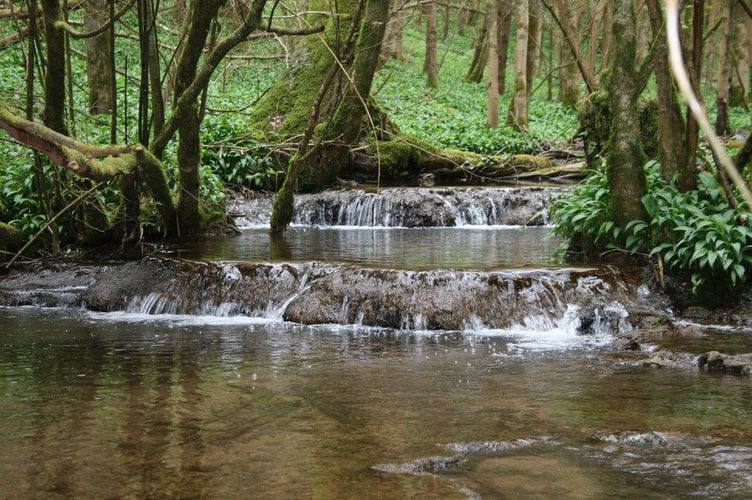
[178,226,562,270]
[2,307,752,499]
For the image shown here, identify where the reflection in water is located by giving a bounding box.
[2,307,752,498]
[178,226,562,270]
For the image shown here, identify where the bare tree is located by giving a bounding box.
[424,0,439,88]
[507,0,530,131]
[487,0,499,127]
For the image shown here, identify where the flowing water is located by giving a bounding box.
[177,226,560,270]
[2,308,752,498]
[2,187,752,498]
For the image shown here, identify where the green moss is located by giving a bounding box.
[509,154,554,170]
[0,221,23,252]
[247,3,356,140]
[577,90,612,167]
[374,139,419,176]
[270,177,295,232]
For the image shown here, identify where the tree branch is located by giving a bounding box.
[54,0,136,39]
[541,0,599,93]
[0,102,177,229]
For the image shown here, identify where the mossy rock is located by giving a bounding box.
[0,221,23,252]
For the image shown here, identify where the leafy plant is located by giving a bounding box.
[549,161,621,253]
[554,160,752,303]
[625,162,752,302]
[203,147,282,189]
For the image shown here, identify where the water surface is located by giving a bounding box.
[178,226,562,270]
[2,307,752,498]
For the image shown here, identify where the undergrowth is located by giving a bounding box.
[552,161,752,305]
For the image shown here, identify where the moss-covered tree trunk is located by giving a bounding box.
[172,0,226,238]
[41,0,67,135]
[0,102,177,235]
[606,0,647,229]
[252,0,389,193]
[0,221,23,253]
[84,0,113,115]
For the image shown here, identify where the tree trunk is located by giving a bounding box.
[250,0,392,192]
[466,12,488,82]
[588,0,608,74]
[526,0,542,92]
[506,0,529,131]
[383,2,407,61]
[327,0,390,146]
[171,0,226,238]
[487,0,499,127]
[715,0,732,135]
[729,3,750,107]
[556,2,579,106]
[496,0,513,94]
[424,1,439,88]
[41,0,67,134]
[543,0,598,93]
[607,0,647,229]
[646,0,688,183]
[84,0,114,114]
[682,0,705,192]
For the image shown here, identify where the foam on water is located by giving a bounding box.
[87,310,276,326]
[467,305,614,351]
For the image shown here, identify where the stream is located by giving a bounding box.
[2,187,752,498]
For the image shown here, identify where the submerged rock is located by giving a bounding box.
[698,351,752,376]
[372,455,464,475]
[642,350,699,370]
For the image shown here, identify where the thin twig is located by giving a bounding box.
[6,180,106,269]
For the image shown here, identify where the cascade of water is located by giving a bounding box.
[265,267,315,321]
[231,187,566,228]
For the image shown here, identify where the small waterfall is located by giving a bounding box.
[230,186,567,228]
[4,257,665,343]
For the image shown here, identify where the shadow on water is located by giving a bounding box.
[2,307,752,498]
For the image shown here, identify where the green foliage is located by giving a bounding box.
[553,160,752,303]
[625,162,752,302]
[374,20,578,156]
[549,162,621,251]
[0,146,46,235]
[201,115,284,190]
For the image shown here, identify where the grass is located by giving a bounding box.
[373,20,579,155]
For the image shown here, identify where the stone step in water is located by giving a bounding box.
[229,186,568,228]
